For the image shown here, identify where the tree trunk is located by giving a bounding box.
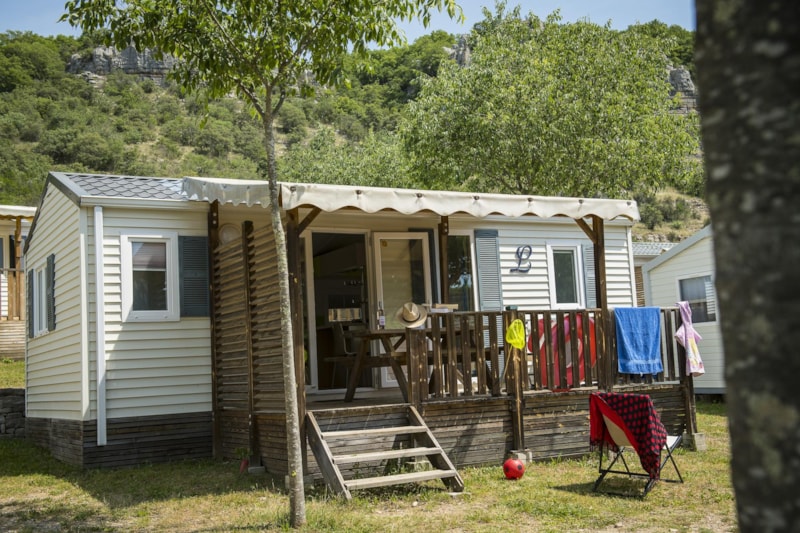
[262,100,306,527]
[695,1,800,530]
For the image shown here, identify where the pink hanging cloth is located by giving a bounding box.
[674,301,705,377]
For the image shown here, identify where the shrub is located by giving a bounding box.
[194,120,233,157]
[278,101,308,134]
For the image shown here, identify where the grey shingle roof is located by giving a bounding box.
[632,241,677,257]
[65,173,185,200]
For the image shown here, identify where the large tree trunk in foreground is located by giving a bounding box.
[695,1,800,531]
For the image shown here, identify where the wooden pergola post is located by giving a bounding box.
[576,215,612,390]
[438,216,449,304]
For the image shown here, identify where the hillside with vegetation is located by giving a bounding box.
[0,11,702,241]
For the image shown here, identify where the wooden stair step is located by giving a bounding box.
[345,469,460,491]
[334,446,442,465]
[322,425,428,439]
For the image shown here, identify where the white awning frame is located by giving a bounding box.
[182,177,639,222]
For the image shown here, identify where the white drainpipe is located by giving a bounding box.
[94,206,107,446]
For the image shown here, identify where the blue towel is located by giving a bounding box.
[615,307,663,375]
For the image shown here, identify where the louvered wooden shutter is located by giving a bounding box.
[179,236,210,317]
[474,230,503,311]
[583,245,597,308]
[474,229,505,371]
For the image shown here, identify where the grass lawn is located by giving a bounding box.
[0,401,735,532]
[0,358,24,388]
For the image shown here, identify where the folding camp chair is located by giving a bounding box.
[589,392,683,496]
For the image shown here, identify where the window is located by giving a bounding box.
[27,253,55,337]
[679,275,717,323]
[446,234,475,311]
[547,244,585,309]
[121,232,179,322]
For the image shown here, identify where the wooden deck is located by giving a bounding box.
[299,306,695,494]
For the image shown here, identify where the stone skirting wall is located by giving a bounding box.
[0,388,25,438]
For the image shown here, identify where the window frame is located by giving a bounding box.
[33,266,47,335]
[445,230,478,312]
[120,231,180,322]
[677,273,718,324]
[28,253,55,338]
[546,243,586,309]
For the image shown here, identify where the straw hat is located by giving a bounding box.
[395,302,428,328]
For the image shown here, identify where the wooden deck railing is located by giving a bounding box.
[405,307,686,406]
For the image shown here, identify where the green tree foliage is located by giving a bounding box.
[401,4,702,198]
[0,32,65,92]
[0,30,283,201]
[279,128,412,188]
[629,20,695,76]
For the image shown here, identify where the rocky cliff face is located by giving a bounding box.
[70,43,696,109]
[67,45,178,85]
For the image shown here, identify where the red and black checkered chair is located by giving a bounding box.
[589,392,683,496]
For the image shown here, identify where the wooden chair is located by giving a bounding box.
[589,392,683,496]
[325,322,357,388]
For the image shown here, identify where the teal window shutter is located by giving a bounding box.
[179,236,210,317]
[474,229,504,371]
[474,229,503,311]
[27,269,34,338]
[46,254,56,331]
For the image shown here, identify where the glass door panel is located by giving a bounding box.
[373,232,431,387]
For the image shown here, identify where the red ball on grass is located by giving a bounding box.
[503,457,525,479]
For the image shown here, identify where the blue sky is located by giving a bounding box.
[2,0,696,40]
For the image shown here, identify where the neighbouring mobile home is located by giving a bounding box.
[643,226,724,394]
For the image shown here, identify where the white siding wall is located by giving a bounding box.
[87,206,212,419]
[494,219,634,309]
[288,209,636,311]
[25,186,84,420]
[645,234,725,392]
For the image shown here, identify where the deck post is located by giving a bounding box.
[504,311,526,451]
[592,216,614,390]
[12,216,23,318]
[406,328,427,410]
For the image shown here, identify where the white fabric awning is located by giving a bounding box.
[182,177,639,221]
[0,205,36,220]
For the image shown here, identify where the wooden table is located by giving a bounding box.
[343,328,409,403]
[341,324,489,402]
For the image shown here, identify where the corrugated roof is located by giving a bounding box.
[65,173,184,200]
